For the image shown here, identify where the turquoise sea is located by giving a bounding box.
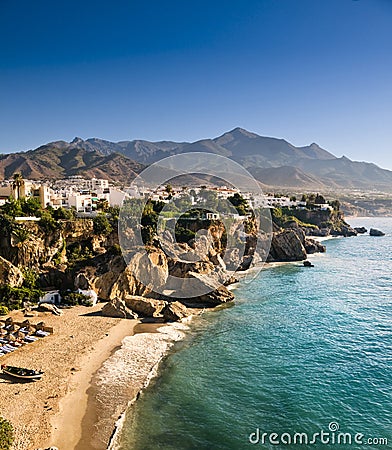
[118,218,391,450]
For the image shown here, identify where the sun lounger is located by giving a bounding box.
[3,344,16,351]
[0,347,13,353]
[35,330,50,337]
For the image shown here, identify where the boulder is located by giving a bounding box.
[354,227,367,234]
[303,260,314,267]
[340,225,357,237]
[123,295,166,317]
[168,259,214,279]
[304,238,326,254]
[0,256,24,287]
[162,301,189,322]
[101,298,138,319]
[370,228,385,237]
[182,272,235,306]
[268,229,307,262]
[37,303,62,316]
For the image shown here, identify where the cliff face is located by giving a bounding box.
[0,213,328,320]
[285,208,357,237]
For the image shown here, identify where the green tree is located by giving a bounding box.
[12,226,31,246]
[52,207,75,220]
[39,210,59,232]
[228,193,249,216]
[22,268,40,289]
[20,197,42,216]
[329,200,341,211]
[93,213,113,235]
[96,198,109,212]
[1,198,22,218]
[314,194,326,204]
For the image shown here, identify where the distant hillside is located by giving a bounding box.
[248,166,329,189]
[0,141,144,183]
[78,128,392,192]
[1,128,392,192]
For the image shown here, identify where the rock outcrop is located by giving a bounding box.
[0,256,24,287]
[162,301,189,322]
[354,227,367,234]
[370,228,385,237]
[181,272,235,306]
[123,295,166,317]
[36,303,62,316]
[101,297,138,319]
[268,229,307,262]
[109,249,168,300]
[304,238,326,254]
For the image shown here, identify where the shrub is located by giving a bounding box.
[62,292,93,306]
[0,285,43,311]
[0,306,9,316]
[39,210,60,232]
[0,416,14,450]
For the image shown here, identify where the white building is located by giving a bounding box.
[77,289,98,306]
[39,290,61,305]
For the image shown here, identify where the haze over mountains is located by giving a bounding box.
[1,128,391,192]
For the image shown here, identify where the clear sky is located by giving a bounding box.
[1,0,391,169]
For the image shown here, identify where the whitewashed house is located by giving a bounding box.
[39,290,62,305]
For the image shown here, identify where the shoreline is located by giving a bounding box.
[100,251,332,449]
[48,317,137,450]
[105,321,189,450]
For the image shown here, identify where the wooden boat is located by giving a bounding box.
[1,364,44,380]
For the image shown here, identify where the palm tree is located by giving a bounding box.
[12,173,25,200]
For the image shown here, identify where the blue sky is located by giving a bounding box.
[1,0,391,169]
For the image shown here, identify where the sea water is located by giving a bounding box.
[118,218,391,450]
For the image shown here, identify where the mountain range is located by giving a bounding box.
[1,128,391,192]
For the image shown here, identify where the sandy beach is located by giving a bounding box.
[0,305,137,450]
[0,304,191,450]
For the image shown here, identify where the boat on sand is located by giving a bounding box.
[1,364,44,381]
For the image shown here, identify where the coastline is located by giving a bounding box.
[47,316,191,450]
[48,317,137,450]
[105,320,192,450]
[0,238,340,449]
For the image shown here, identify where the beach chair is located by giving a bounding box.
[0,346,13,353]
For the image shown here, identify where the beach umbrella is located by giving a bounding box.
[13,331,26,340]
[36,321,45,331]
[6,333,16,342]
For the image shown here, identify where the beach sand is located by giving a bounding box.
[0,305,136,450]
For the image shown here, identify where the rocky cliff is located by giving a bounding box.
[0,213,329,321]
